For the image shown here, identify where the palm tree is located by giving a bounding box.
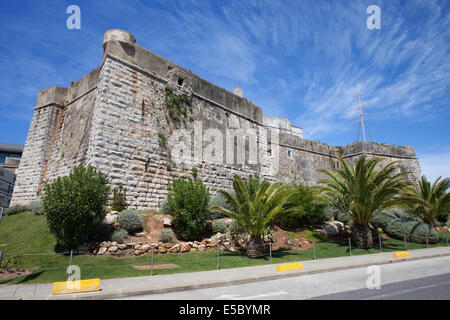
[211,175,295,258]
[318,156,410,249]
[397,176,450,226]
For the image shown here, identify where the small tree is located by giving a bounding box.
[42,164,110,250]
[211,175,294,258]
[398,175,450,226]
[167,178,210,240]
[318,156,410,249]
[111,186,128,212]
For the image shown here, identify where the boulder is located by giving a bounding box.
[321,221,345,236]
[180,243,191,253]
[163,217,172,227]
[158,245,167,254]
[141,244,151,252]
[97,247,107,255]
[198,244,206,252]
[108,246,118,253]
[168,244,180,253]
[104,213,118,225]
[117,244,127,250]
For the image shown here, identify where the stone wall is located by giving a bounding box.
[10,29,421,209]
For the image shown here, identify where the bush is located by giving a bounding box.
[437,211,449,225]
[229,220,246,238]
[118,209,142,233]
[30,200,44,215]
[167,178,210,240]
[372,208,415,231]
[159,229,174,243]
[42,164,110,250]
[5,204,30,215]
[159,198,170,215]
[111,186,128,212]
[94,223,113,240]
[272,184,325,228]
[111,229,127,244]
[212,221,227,234]
[208,191,235,219]
[386,220,439,244]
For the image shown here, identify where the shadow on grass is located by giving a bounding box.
[16,271,45,284]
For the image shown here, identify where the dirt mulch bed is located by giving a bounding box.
[133,264,180,270]
[271,226,313,251]
[0,268,31,282]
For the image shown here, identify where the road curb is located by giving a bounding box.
[5,248,450,300]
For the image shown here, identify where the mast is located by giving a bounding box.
[358,92,366,142]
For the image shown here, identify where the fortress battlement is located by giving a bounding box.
[11,30,421,209]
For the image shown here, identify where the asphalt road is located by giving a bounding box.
[117,255,450,300]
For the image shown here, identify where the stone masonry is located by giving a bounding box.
[10,29,421,209]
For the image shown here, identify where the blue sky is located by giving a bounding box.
[0,0,449,181]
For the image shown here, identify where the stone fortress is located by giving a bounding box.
[10,29,421,210]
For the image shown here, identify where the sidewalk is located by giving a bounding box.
[1,246,449,300]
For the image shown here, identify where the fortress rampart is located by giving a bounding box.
[10,29,421,209]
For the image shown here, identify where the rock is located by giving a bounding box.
[180,243,191,253]
[168,244,180,253]
[108,246,118,253]
[117,243,127,250]
[135,232,146,237]
[321,221,345,236]
[158,245,167,254]
[104,213,118,225]
[97,247,107,255]
[163,217,172,227]
[211,232,228,243]
[141,244,151,252]
[164,243,173,248]
[198,244,206,252]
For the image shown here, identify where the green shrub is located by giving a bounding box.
[167,178,210,240]
[321,206,352,225]
[386,220,439,243]
[272,184,325,228]
[372,208,415,231]
[321,205,338,221]
[29,200,44,215]
[159,198,170,215]
[5,204,30,215]
[118,209,142,233]
[159,229,174,243]
[0,253,20,272]
[209,191,235,219]
[42,164,110,250]
[437,211,449,225]
[212,221,228,234]
[111,229,127,244]
[229,220,246,239]
[94,223,113,240]
[111,186,128,212]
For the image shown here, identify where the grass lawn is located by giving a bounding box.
[0,212,448,285]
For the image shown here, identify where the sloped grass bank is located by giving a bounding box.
[0,212,447,284]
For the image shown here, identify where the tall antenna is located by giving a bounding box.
[358,92,367,142]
